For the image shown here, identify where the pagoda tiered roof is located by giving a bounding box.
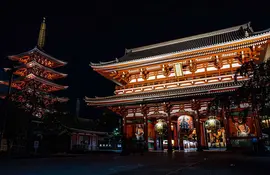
[12,61,67,80]
[9,47,67,68]
[91,22,270,69]
[0,73,68,92]
[85,79,247,106]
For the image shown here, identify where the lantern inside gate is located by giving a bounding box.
[205,116,220,131]
[155,119,167,135]
[177,115,194,132]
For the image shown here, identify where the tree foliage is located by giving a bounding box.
[235,60,270,115]
[208,59,270,118]
[2,100,30,141]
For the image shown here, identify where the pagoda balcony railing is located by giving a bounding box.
[116,69,237,90]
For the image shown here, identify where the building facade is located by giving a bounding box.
[85,23,270,151]
[70,128,108,152]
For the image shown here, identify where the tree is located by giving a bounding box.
[234,60,270,116]
[208,60,270,116]
[207,60,270,152]
[0,100,31,154]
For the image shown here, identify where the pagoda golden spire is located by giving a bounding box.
[37,17,46,49]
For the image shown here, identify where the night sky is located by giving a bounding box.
[1,1,270,118]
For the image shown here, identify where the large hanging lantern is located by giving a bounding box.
[155,119,167,135]
[205,116,221,131]
[178,115,194,132]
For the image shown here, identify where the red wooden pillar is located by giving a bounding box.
[191,99,202,152]
[222,107,232,150]
[195,113,202,151]
[144,116,148,149]
[119,107,128,138]
[174,123,178,148]
[254,109,262,139]
[200,122,205,147]
[123,116,127,137]
[153,120,157,150]
[167,112,172,152]
[141,104,149,151]
[164,102,173,153]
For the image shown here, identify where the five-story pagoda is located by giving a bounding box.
[0,17,68,117]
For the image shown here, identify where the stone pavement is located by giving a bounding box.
[0,152,269,175]
[112,152,270,175]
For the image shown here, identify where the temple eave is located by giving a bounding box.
[87,89,235,106]
[8,47,67,68]
[85,81,245,106]
[90,28,270,69]
[0,74,68,91]
[13,61,68,79]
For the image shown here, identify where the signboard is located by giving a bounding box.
[174,63,183,77]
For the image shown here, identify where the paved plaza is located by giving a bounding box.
[0,152,269,175]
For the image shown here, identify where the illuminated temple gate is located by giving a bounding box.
[85,23,270,152]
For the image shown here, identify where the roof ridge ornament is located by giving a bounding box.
[37,17,46,49]
[245,30,249,37]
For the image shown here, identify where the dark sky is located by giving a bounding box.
[1,1,270,118]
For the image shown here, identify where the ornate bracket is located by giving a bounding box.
[191,99,201,111]
[238,51,247,64]
[120,71,131,84]
[178,104,186,113]
[214,55,223,69]
[19,56,30,64]
[153,107,161,115]
[161,64,171,77]
[109,71,121,79]
[140,68,149,80]
[163,102,173,114]
[140,104,149,115]
[14,68,28,76]
[110,71,130,85]
[188,60,197,73]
